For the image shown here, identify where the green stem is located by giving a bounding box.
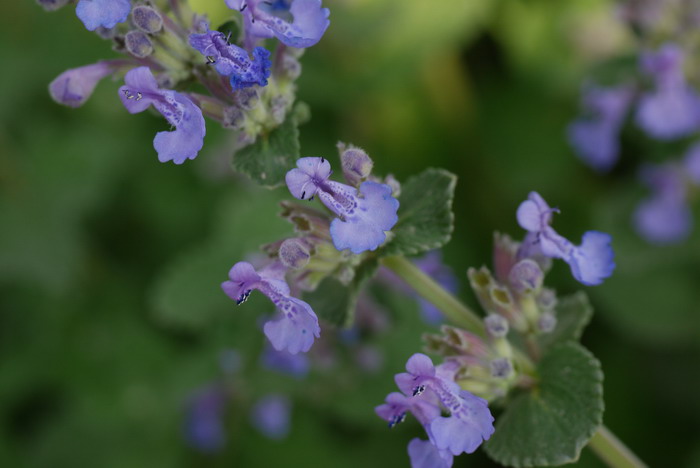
[381,255,485,336]
[588,425,647,468]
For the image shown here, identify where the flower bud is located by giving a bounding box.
[279,238,311,269]
[36,0,69,11]
[538,312,557,333]
[537,288,557,311]
[509,259,543,293]
[223,106,245,129]
[484,314,509,338]
[125,30,154,58]
[236,88,259,110]
[490,358,513,379]
[339,143,374,187]
[270,96,289,124]
[281,54,302,80]
[131,5,163,33]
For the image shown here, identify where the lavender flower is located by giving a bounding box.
[262,344,310,377]
[118,67,206,164]
[413,251,458,324]
[285,157,399,254]
[49,61,117,108]
[227,0,330,48]
[568,84,632,171]
[189,29,271,90]
[184,386,227,453]
[635,44,700,140]
[633,163,691,243]
[221,261,320,354]
[517,192,615,286]
[75,0,131,31]
[408,438,454,468]
[250,394,291,439]
[685,142,700,185]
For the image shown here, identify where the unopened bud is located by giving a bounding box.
[223,106,245,129]
[509,259,543,293]
[279,238,311,269]
[490,358,513,379]
[281,54,302,80]
[125,30,153,58]
[236,88,259,110]
[36,0,69,11]
[270,96,289,124]
[537,288,557,311]
[538,312,557,333]
[484,314,509,338]
[131,5,163,33]
[339,143,373,186]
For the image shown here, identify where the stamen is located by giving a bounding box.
[301,191,305,200]
[122,89,134,99]
[206,56,216,64]
[135,92,143,101]
[240,2,247,12]
[412,385,426,397]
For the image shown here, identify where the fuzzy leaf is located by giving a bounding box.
[232,114,300,188]
[485,342,604,467]
[380,168,456,257]
[539,292,593,350]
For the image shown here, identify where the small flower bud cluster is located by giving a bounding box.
[41,0,331,164]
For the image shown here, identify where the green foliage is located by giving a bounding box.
[380,168,457,257]
[485,342,604,467]
[304,258,379,327]
[539,292,593,350]
[232,114,301,188]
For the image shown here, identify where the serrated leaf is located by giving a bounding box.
[485,342,604,467]
[380,168,456,257]
[232,114,300,188]
[304,258,379,327]
[539,292,593,350]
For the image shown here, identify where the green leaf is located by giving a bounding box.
[380,168,456,257]
[539,292,593,350]
[485,342,604,467]
[232,114,300,188]
[304,258,379,327]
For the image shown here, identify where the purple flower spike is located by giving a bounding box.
[516,192,616,286]
[636,44,700,140]
[227,0,330,48]
[286,157,399,254]
[392,354,495,456]
[76,0,130,31]
[184,386,227,453]
[408,438,454,468]
[189,30,271,90]
[251,394,291,440]
[568,85,632,171]
[222,261,320,354]
[119,67,206,164]
[49,61,115,108]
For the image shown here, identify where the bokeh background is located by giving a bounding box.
[1,0,699,467]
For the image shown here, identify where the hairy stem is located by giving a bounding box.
[381,255,485,336]
[589,425,647,468]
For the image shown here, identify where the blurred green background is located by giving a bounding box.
[1,0,699,467]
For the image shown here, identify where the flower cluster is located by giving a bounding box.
[222,145,399,354]
[41,0,330,163]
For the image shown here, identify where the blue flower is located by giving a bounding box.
[285,157,399,254]
[75,0,130,31]
[261,345,310,377]
[408,438,453,468]
[413,251,458,324]
[516,192,615,286]
[184,386,227,453]
[118,67,206,164]
[49,61,116,108]
[221,261,320,354]
[226,0,330,48]
[250,394,291,439]
[635,44,700,140]
[568,84,632,171]
[189,29,271,90]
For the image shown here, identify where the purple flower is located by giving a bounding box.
[517,192,615,286]
[568,84,632,171]
[408,438,454,468]
[285,157,399,254]
[75,0,130,31]
[685,142,700,185]
[184,386,227,453]
[226,0,330,48]
[633,163,691,243]
[250,394,291,439]
[392,354,495,456]
[49,61,117,108]
[375,391,441,431]
[189,29,271,90]
[635,44,700,140]
[221,261,320,354]
[262,345,310,377]
[413,251,458,324]
[118,67,206,164]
